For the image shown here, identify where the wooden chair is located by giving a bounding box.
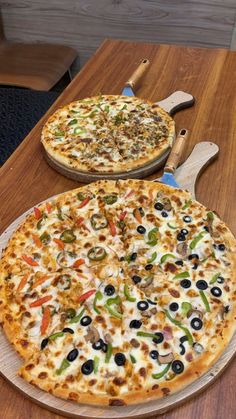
[0,11,77,91]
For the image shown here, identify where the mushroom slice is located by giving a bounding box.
[176,242,188,257]
[84,326,100,344]
[158,352,174,364]
[139,276,153,289]
[162,197,172,211]
[187,309,203,319]
[104,333,112,344]
[141,311,152,318]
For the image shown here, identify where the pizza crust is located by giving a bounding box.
[41,95,175,174]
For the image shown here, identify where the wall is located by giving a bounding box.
[1,0,236,75]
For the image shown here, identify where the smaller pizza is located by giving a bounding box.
[0,180,235,406]
[41,95,175,173]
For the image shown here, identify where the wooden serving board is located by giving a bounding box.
[45,91,194,183]
[0,140,233,418]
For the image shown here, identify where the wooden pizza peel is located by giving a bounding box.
[1,141,233,419]
[44,58,195,182]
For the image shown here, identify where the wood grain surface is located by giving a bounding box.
[0,10,77,91]
[0,39,236,418]
[1,0,236,72]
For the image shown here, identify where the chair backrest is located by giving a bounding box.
[0,9,5,41]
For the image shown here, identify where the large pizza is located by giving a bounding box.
[0,179,235,406]
[41,95,175,173]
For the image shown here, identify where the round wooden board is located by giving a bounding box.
[0,195,236,418]
[44,148,170,182]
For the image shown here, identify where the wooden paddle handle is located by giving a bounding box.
[125,59,150,89]
[164,129,189,173]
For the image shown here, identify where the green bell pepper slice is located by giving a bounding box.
[105,305,122,319]
[103,194,118,205]
[55,130,65,137]
[69,307,86,323]
[209,272,220,285]
[74,127,86,135]
[124,284,136,302]
[148,252,157,263]
[181,302,192,316]
[94,355,100,373]
[160,253,176,264]
[207,211,214,221]
[152,363,171,380]
[68,118,77,126]
[105,296,122,319]
[147,228,159,246]
[105,343,113,363]
[164,310,193,346]
[190,232,207,249]
[56,358,70,375]
[182,199,192,210]
[49,332,64,341]
[173,271,190,280]
[136,331,159,339]
[167,222,178,230]
[130,354,137,364]
[93,291,103,314]
[199,290,211,312]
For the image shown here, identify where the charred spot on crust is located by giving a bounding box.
[25,363,34,371]
[89,379,97,386]
[139,367,146,378]
[68,392,78,401]
[5,314,13,322]
[109,398,126,406]
[162,387,170,396]
[38,372,48,379]
[20,339,29,347]
[113,377,126,386]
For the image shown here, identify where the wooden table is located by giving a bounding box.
[0,39,236,419]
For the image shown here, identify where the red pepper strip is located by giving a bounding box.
[73,258,85,268]
[77,289,96,303]
[34,207,42,220]
[78,197,90,209]
[40,306,51,335]
[53,238,65,249]
[119,211,127,221]
[29,295,52,308]
[32,234,42,248]
[76,216,85,226]
[46,202,52,214]
[17,274,29,292]
[32,275,50,289]
[108,219,116,237]
[22,254,39,266]
[133,208,142,223]
[125,189,134,199]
